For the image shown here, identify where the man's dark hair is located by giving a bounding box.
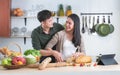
[68,14,81,47]
[37,10,52,22]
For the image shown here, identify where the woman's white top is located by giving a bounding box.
[62,38,77,60]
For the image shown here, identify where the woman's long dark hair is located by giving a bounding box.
[68,14,81,47]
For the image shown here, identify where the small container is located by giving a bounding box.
[12,27,19,36]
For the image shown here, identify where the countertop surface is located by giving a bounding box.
[1,63,120,75]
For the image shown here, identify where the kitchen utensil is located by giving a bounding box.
[97,16,110,36]
[108,16,114,33]
[81,16,85,33]
[91,16,95,33]
[85,16,89,33]
[75,46,80,52]
[95,16,100,32]
[88,16,92,34]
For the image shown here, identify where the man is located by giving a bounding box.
[31,10,64,63]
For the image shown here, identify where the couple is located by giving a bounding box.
[31,10,85,63]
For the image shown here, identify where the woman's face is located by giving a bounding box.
[42,17,54,28]
[65,17,74,32]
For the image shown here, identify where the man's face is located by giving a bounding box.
[42,17,54,28]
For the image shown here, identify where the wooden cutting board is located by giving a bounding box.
[26,62,73,68]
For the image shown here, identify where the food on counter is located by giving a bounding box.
[24,49,41,57]
[12,8,24,16]
[0,47,22,57]
[25,54,37,65]
[66,56,75,63]
[38,57,52,70]
[1,56,26,69]
[75,56,92,64]
[66,55,92,65]
[2,56,26,66]
[47,62,71,68]
[93,63,97,66]
[24,49,41,62]
[80,63,84,67]
[1,57,12,66]
[12,56,26,65]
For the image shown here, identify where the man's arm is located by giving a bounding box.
[41,48,63,62]
[40,49,53,56]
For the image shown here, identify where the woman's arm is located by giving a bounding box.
[45,33,59,49]
[45,32,63,62]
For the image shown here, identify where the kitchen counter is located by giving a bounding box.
[1,64,120,75]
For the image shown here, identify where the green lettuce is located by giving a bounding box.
[24,49,41,57]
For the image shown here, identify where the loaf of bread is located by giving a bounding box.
[0,47,21,56]
[38,57,52,70]
[66,56,75,63]
[75,56,92,64]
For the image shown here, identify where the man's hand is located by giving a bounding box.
[52,50,63,62]
[47,48,63,62]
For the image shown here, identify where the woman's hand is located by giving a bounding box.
[72,52,85,58]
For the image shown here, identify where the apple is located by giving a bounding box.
[1,57,12,66]
[12,57,26,65]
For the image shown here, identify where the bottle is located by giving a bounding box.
[66,5,72,16]
[58,4,64,16]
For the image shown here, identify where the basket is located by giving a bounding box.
[1,42,25,69]
[3,64,25,69]
[3,42,22,57]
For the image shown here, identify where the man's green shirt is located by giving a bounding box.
[31,23,64,50]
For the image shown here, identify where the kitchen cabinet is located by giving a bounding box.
[0,0,11,37]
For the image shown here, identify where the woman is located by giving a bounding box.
[45,14,85,62]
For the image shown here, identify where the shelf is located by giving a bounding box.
[11,35,31,38]
[11,32,31,38]
[11,16,36,18]
[11,16,67,24]
[11,16,67,19]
